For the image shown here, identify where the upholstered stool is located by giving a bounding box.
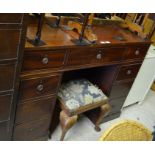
[57,79,111,141]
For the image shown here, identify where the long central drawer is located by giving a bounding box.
[66,47,125,66]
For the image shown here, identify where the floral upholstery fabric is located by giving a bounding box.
[57,79,107,111]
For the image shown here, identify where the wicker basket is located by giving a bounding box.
[99,120,153,141]
[151,81,155,91]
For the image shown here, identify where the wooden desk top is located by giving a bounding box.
[25,22,151,50]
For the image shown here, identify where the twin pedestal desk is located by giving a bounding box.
[0,14,151,140]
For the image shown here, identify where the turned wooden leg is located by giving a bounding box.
[94,103,111,131]
[60,110,78,141]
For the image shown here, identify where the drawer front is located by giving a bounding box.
[116,63,141,81]
[0,94,12,122]
[0,13,23,23]
[109,97,126,115]
[67,47,125,66]
[0,121,10,140]
[16,96,56,124]
[124,45,149,60]
[19,74,61,101]
[0,63,15,92]
[109,80,134,99]
[0,30,20,60]
[22,50,66,71]
[13,117,51,141]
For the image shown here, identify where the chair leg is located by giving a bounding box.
[94,103,111,131]
[59,110,78,141]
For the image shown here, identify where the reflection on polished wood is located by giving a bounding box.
[25,22,150,50]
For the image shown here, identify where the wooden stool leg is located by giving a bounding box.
[94,104,111,131]
[60,111,78,141]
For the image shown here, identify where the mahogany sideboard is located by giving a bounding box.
[0,14,151,140]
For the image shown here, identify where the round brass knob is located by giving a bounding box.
[36,84,44,92]
[126,70,132,75]
[135,50,140,55]
[42,56,49,64]
[96,53,102,60]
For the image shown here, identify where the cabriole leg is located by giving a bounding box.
[60,111,78,141]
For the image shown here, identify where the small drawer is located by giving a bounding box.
[109,97,126,115]
[0,121,10,140]
[124,45,149,60]
[0,94,12,122]
[0,29,20,60]
[16,96,56,124]
[0,13,23,23]
[109,80,134,99]
[116,63,141,81]
[0,63,15,92]
[22,50,66,71]
[13,116,51,141]
[67,47,125,66]
[19,74,61,101]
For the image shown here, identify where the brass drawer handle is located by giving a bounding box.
[96,53,102,60]
[135,50,140,55]
[42,56,49,64]
[36,84,44,92]
[126,70,132,75]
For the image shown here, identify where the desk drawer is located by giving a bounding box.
[116,63,141,81]
[0,13,23,24]
[124,45,149,60]
[22,50,66,71]
[0,94,12,122]
[0,63,15,92]
[16,96,55,124]
[13,116,51,141]
[67,47,125,66]
[19,74,61,101]
[0,29,20,60]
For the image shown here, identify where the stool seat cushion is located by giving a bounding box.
[58,79,108,111]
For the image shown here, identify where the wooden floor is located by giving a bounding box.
[50,90,155,141]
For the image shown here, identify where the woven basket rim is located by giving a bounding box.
[99,119,153,141]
